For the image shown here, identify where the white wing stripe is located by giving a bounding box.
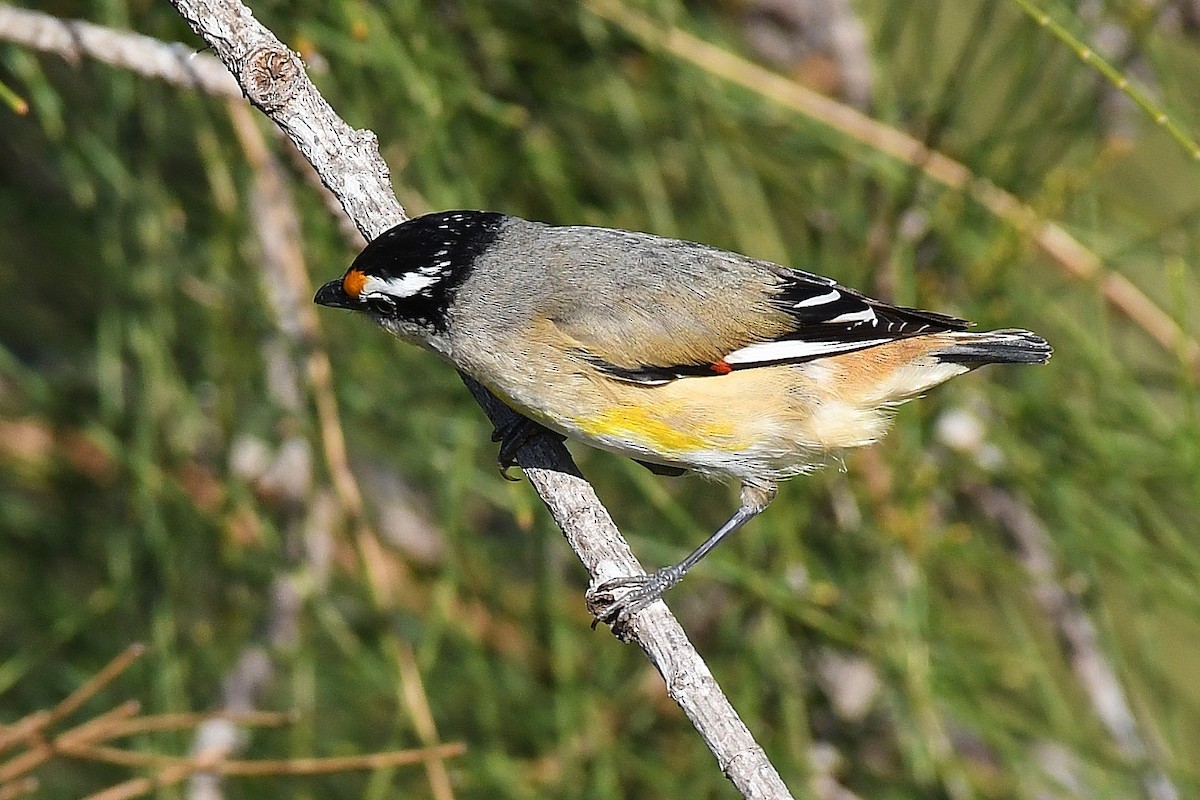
[724,338,891,365]
[792,289,842,308]
[827,308,877,324]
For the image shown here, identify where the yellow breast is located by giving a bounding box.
[573,402,743,457]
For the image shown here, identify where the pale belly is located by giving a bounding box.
[479,363,887,483]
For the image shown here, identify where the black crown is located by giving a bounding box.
[351,210,506,330]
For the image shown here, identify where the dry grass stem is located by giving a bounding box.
[0,646,464,798]
[226,100,414,607]
[393,642,458,800]
[100,710,296,739]
[45,645,146,728]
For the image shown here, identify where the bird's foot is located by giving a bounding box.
[586,565,684,640]
[490,415,565,480]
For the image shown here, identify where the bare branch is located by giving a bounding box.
[460,384,793,798]
[0,4,238,97]
[167,0,403,240]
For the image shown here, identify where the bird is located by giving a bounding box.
[315,210,1051,628]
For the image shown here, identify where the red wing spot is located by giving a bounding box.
[711,359,733,375]
[342,269,368,298]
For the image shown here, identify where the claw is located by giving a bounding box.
[490,415,565,478]
[585,566,683,639]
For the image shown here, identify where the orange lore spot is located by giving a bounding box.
[711,359,733,375]
[342,269,368,298]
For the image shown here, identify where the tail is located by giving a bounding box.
[931,329,1052,367]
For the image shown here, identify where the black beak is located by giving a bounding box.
[314,278,359,309]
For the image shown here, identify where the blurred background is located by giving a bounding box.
[2,0,1199,797]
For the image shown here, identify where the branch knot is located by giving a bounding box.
[244,45,300,111]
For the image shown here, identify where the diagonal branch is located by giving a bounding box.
[162,1,793,798]
[166,2,404,241]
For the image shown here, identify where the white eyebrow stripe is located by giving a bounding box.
[364,273,442,298]
[826,308,877,324]
[793,289,842,308]
[723,338,891,364]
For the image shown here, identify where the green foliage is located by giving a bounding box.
[2,0,1199,796]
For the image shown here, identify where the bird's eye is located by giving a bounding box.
[365,295,397,316]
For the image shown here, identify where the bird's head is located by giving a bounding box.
[314,210,506,348]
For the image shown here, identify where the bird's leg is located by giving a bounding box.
[490,414,566,480]
[588,481,778,635]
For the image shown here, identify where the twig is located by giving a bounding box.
[0,645,147,775]
[64,740,466,775]
[0,714,49,758]
[80,743,466,800]
[45,645,146,729]
[166,1,793,796]
[582,0,1200,375]
[0,700,141,783]
[0,647,145,786]
[168,0,404,240]
[55,701,143,750]
[215,742,468,776]
[92,710,295,740]
[0,742,51,786]
[460,384,793,798]
[969,485,1179,800]
[0,4,238,97]
[0,645,459,796]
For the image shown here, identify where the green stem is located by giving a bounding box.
[1009,0,1200,162]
